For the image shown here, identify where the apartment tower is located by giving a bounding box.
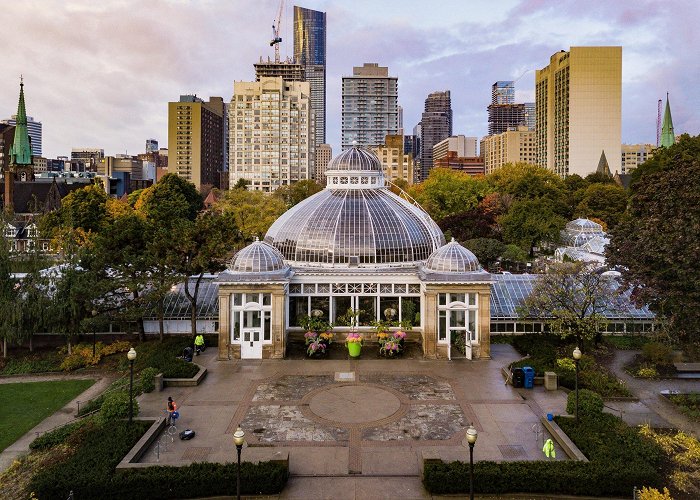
[294,6,327,148]
[341,63,399,149]
[229,77,314,191]
[535,46,622,177]
[420,90,452,180]
[167,95,225,191]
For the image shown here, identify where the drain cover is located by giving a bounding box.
[335,372,356,382]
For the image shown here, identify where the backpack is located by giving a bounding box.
[179,429,195,440]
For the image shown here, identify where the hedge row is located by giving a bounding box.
[30,419,288,499]
[424,459,659,497]
[424,410,664,496]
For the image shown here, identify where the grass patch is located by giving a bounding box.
[603,334,651,350]
[0,379,95,452]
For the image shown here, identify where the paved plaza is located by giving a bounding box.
[136,344,569,477]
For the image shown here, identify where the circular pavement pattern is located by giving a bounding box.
[309,385,401,424]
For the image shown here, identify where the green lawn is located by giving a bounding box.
[0,379,95,452]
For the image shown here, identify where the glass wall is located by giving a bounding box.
[437,293,479,343]
[231,293,273,342]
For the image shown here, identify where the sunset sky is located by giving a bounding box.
[2,0,697,158]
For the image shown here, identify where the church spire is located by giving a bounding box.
[660,93,675,149]
[10,76,33,166]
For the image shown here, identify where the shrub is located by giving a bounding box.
[132,338,199,378]
[642,342,673,365]
[140,367,159,393]
[78,395,105,416]
[566,389,603,418]
[29,419,87,450]
[636,365,659,378]
[579,368,631,397]
[99,391,139,423]
[101,340,132,357]
[60,343,103,371]
[0,354,62,375]
[638,487,673,500]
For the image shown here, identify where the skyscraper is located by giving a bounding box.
[1,114,42,157]
[536,46,622,177]
[341,63,399,149]
[492,81,515,105]
[294,6,326,148]
[420,90,452,180]
[167,95,224,191]
[254,58,305,82]
[229,77,314,191]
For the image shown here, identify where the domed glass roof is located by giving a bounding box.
[264,147,445,267]
[228,238,288,273]
[424,239,481,273]
[562,218,606,247]
[326,147,383,172]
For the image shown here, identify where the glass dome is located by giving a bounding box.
[228,238,288,273]
[264,146,445,267]
[424,239,481,273]
[561,218,606,247]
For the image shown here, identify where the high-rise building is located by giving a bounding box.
[487,103,528,136]
[294,6,326,148]
[419,90,452,180]
[536,46,622,177]
[254,58,305,82]
[146,139,158,153]
[621,143,655,174]
[315,144,332,184]
[523,102,535,131]
[482,126,537,174]
[71,148,105,171]
[1,114,42,157]
[167,94,225,191]
[229,77,314,191]
[341,63,399,149]
[433,135,482,176]
[492,81,515,105]
[372,134,414,184]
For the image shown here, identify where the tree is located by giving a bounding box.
[500,199,566,256]
[166,211,239,337]
[518,261,616,346]
[214,189,286,241]
[273,180,323,208]
[437,193,510,242]
[0,235,16,357]
[463,238,505,269]
[608,134,700,344]
[408,168,493,220]
[136,173,203,226]
[487,162,569,217]
[575,183,628,230]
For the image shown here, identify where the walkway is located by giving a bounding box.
[0,373,116,473]
[605,350,700,437]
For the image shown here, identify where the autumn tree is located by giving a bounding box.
[214,189,286,241]
[608,134,700,344]
[519,261,617,347]
[273,179,323,208]
[408,168,493,220]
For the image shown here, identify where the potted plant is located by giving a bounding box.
[380,339,401,357]
[307,338,327,357]
[346,332,363,357]
[300,311,333,358]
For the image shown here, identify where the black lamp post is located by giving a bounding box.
[127,348,136,423]
[91,309,98,358]
[573,346,582,422]
[466,424,478,500]
[233,426,245,500]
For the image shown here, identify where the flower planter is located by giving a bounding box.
[347,342,362,357]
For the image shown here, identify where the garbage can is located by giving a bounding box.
[544,371,558,390]
[522,366,535,389]
[511,367,524,388]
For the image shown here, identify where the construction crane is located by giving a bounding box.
[270,0,285,63]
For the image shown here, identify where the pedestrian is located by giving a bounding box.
[194,334,206,354]
[167,396,178,425]
[543,438,556,459]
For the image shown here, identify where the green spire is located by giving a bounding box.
[10,76,33,166]
[660,93,675,148]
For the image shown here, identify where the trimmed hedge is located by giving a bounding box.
[132,338,199,379]
[140,367,159,393]
[99,391,139,423]
[29,419,87,451]
[566,388,603,417]
[30,419,288,499]
[424,411,664,496]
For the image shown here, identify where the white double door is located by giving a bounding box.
[240,310,263,359]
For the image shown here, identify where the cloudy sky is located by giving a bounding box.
[2,0,698,158]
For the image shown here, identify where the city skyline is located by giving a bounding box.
[1,0,697,158]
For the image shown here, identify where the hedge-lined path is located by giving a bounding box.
[0,373,116,473]
[136,344,569,481]
[606,350,700,437]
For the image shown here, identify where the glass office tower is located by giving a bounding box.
[294,6,326,148]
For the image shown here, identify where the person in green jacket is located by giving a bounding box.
[194,334,206,354]
[543,438,556,459]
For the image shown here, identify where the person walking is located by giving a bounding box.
[194,334,206,354]
[167,396,178,425]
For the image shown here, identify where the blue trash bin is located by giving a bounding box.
[522,366,535,389]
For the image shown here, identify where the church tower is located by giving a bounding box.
[4,77,34,214]
[660,93,675,149]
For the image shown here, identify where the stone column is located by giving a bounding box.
[271,289,286,359]
[478,286,491,359]
[218,292,231,360]
[422,291,438,359]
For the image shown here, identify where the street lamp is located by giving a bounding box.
[127,348,137,423]
[466,424,478,500]
[573,346,582,422]
[233,427,246,500]
[91,309,98,358]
